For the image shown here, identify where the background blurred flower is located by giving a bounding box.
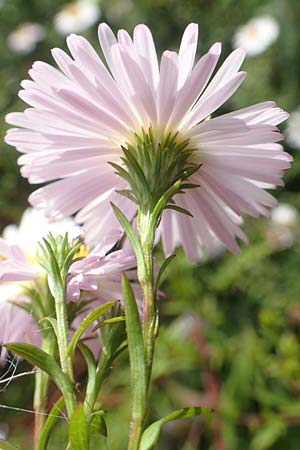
[0,208,80,360]
[285,108,300,149]
[266,203,298,249]
[54,0,101,35]
[7,23,45,54]
[271,203,298,227]
[232,15,279,57]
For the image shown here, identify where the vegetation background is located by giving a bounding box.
[0,0,300,449]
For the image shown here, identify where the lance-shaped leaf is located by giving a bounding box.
[155,254,176,296]
[38,396,65,450]
[122,274,147,419]
[67,301,118,357]
[78,343,96,415]
[140,406,213,450]
[110,203,145,271]
[69,404,89,450]
[5,343,72,396]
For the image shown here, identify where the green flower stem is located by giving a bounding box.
[52,280,76,417]
[137,210,157,381]
[127,209,157,450]
[33,334,56,450]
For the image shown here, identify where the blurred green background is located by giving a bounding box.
[1,0,300,449]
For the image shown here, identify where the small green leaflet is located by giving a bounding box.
[140,406,213,450]
[67,301,118,357]
[38,396,65,450]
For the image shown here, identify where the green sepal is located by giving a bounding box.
[67,301,118,357]
[140,406,213,450]
[69,404,89,450]
[122,274,147,418]
[37,396,65,450]
[5,343,72,395]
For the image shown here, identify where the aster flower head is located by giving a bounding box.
[5,23,291,261]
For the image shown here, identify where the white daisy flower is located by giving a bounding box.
[54,0,101,35]
[233,15,279,57]
[7,23,45,54]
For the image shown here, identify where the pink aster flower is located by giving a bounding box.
[0,212,136,361]
[5,23,291,260]
[68,230,137,301]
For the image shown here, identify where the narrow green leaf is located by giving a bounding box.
[165,204,193,217]
[155,255,176,295]
[0,442,19,450]
[69,404,89,450]
[38,396,65,450]
[122,274,147,418]
[111,203,145,271]
[67,301,118,357]
[78,343,96,415]
[140,406,213,450]
[150,180,182,229]
[92,316,126,332]
[39,317,58,339]
[6,343,72,395]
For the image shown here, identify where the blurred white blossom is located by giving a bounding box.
[267,203,298,249]
[271,204,298,227]
[7,23,45,54]
[54,0,101,35]
[233,15,279,56]
[286,108,300,149]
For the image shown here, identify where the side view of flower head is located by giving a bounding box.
[5,23,291,261]
[0,209,136,361]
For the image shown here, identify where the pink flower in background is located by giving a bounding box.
[0,211,136,360]
[0,208,80,360]
[68,230,137,301]
[5,23,291,261]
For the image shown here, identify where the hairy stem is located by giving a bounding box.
[127,209,157,450]
[53,281,76,418]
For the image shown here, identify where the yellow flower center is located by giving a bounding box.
[73,244,90,260]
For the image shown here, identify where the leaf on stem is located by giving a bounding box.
[37,396,65,450]
[122,274,147,418]
[140,406,213,450]
[155,254,176,295]
[110,203,145,271]
[69,404,89,450]
[5,343,72,396]
[67,301,118,357]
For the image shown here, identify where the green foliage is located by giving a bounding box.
[140,407,212,450]
[69,404,89,450]
[1,0,300,449]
